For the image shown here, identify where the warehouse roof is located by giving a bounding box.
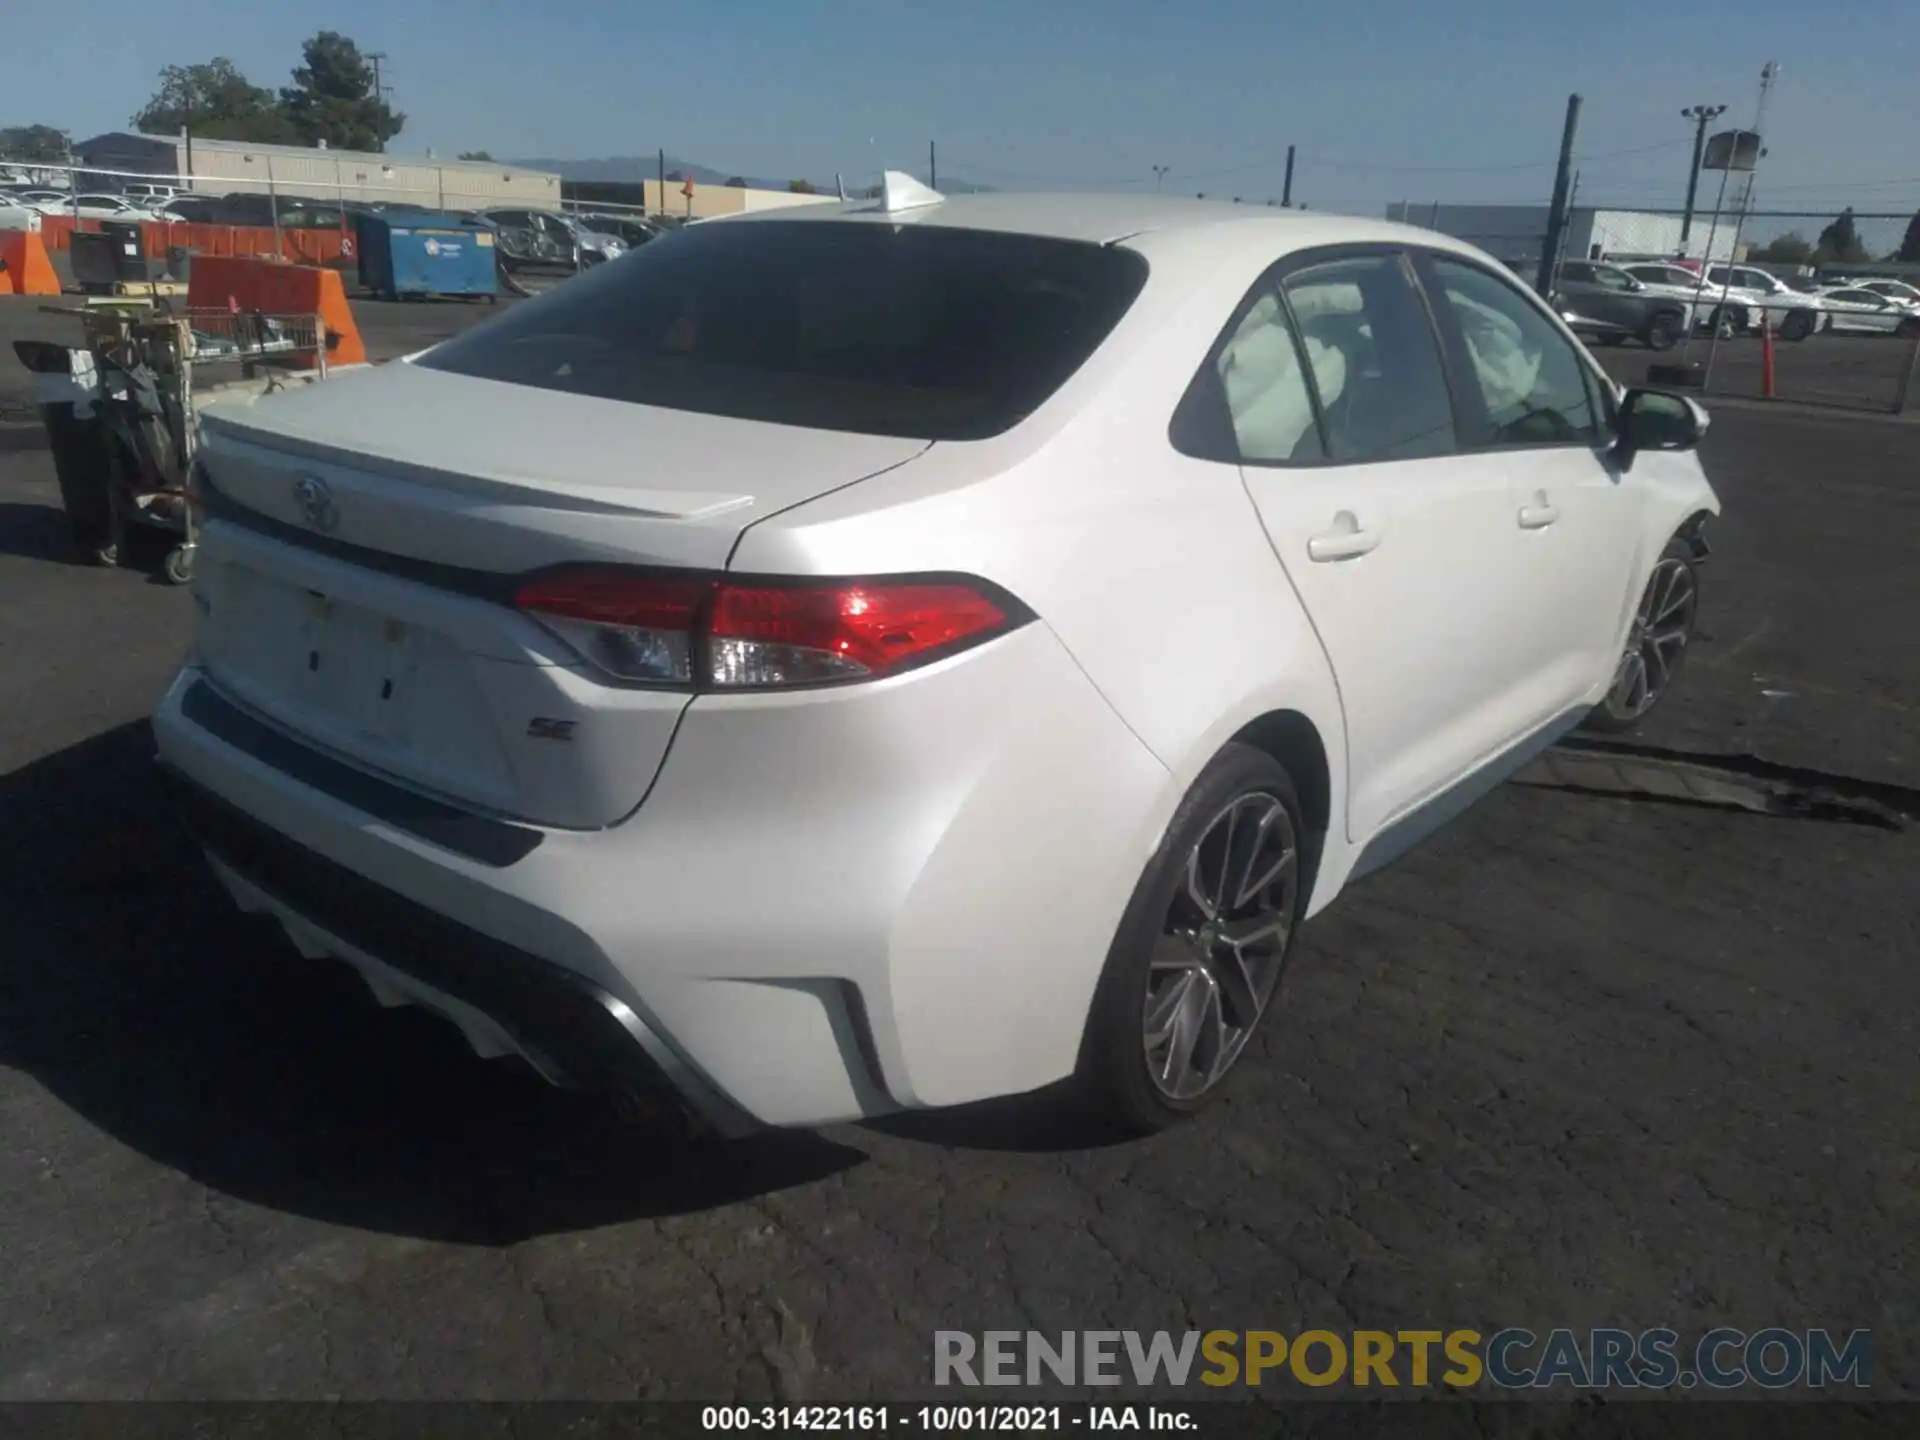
[75,132,557,179]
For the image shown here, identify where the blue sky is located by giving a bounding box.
[8,0,1920,243]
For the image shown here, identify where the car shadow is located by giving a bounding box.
[865,1081,1138,1153]
[0,722,865,1245]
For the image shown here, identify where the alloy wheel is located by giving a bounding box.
[1142,792,1299,1101]
[1605,557,1697,722]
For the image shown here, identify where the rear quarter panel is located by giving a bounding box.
[728,227,1357,912]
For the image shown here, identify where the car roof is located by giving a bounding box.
[709,189,1450,252]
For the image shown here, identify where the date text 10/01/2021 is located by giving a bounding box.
[702,1407,1196,1431]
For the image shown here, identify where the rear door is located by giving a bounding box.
[1413,250,1644,715]
[1560,263,1640,333]
[1223,247,1543,842]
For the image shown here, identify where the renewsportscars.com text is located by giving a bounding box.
[933,1328,1872,1391]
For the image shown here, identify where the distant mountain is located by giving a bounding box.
[510,154,991,195]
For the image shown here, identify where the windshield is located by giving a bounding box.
[417,220,1150,440]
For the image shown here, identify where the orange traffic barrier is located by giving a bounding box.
[0,230,60,295]
[35,216,348,268]
[187,254,367,368]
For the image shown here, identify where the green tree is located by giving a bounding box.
[1814,208,1870,265]
[279,32,404,152]
[457,150,494,162]
[787,178,816,194]
[133,58,300,143]
[724,175,747,188]
[1750,231,1813,264]
[1895,209,1920,264]
[0,124,70,162]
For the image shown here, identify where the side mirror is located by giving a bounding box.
[1615,387,1709,464]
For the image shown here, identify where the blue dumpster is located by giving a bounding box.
[355,211,498,301]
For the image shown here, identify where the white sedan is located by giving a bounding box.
[153,177,1721,1134]
[1818,288,1920,335]
[30,192,162,221]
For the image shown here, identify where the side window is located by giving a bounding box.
[1214,290,1325,463]
[1593,267,1635,291]
[1422,256,1602,448]
[1280,254,1457,462]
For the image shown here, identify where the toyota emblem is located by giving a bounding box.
[292,474,339,533]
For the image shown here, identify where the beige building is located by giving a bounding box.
[629,179,841,220]
[75,132,563,210]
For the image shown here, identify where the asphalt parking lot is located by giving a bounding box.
[0,294,1915,1408]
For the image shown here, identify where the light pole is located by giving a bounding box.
[1152,164,1170,191]
[1679,103,1727,252]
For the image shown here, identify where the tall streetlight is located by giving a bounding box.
[1679,103,1727,251]
[1152,164,1170,191]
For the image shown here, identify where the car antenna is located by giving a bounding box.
[873,170,944,215]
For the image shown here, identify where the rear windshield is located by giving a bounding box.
[415,220,1148,440]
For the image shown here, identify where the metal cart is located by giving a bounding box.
[17,303,329,585]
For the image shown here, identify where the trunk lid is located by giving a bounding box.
[191,363,929,830]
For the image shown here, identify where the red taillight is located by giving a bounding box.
[513,572,711,630]
[513,571,1020,690]
[514,572,713,685]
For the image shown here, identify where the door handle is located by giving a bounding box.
[1518,492,1560,529]
[1307,512,1381,562]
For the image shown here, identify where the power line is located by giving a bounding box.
[935,137,1693,191]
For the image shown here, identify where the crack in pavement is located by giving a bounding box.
[1514,740,1916,830]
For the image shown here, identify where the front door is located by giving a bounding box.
[1413,252,1646,717]
[1231,249,1543,844]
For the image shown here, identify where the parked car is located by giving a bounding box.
[1847,278,1920,308]
[1816,288,1920,336]
[121,181,182,207]
[1618,262,1756,336]
[576,212,662,249]
[159,195,224,224]
[3,187,70,208]
[1549,290,1637,347]
[1553,260,1694,349]
[32,192,164,221]
[471,208,625,279]
[0,199,44,232]
[1700,264,1823,339]
[155,187,1720,1135]
[556,212,627,262]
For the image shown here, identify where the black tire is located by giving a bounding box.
[1583,536,1700,735]
[1898,317,1920,339]
[1778,309,1814,342]
[1643,311,1682,351]
[1078,744,1308,1133]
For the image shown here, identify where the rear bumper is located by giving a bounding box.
[152,620,1172,1130]
[157,761,756,1136]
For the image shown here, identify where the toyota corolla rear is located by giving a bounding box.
[153,214,1171,1131]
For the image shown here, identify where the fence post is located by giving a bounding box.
[1895,330,1920,416]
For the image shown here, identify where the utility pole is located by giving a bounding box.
[929,140,937,189]
[1678,103,1727,251]
[366,52,392,152]
[1536,93,1582,295]
[1281,145,1296,207]
[1152,164,1170,191]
